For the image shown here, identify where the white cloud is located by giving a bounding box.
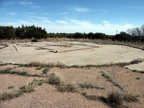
[94,9,108,14]
[31,5,40,8]
[26,12,35,15]
[8,12,18,16]
[28,16,48,20]
[60,12,69,15]
[66,6,89,13]
[19,2,32,5]
[74,7,89,12]
[44,20,52,24]
[56,20,68,24]
[0,8,8,11]
[70,20,94,26]
[5,2,14,5]
[19,2,40,8]
[0,17,133,35]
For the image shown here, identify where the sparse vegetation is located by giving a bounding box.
[8,86,14,89]
[29,61,65,68]
[48,73,61,85]
[0,69,44,77]
[15,91,24,97]
[107,92,123,108]
[31,38,38,42]
[20,78,36,93]
[58,84,77,92]
[19,64,24,67]
[0,79,46,100]
[78,84,105,90]
[36,66,43,70]
[102,71,124,90]
[0,38,143,107]
[132,69,144,74]
[42,67,50,74]
[0,92,14,100]
[37,79,47,86]
[136,77,140,80]
[123,94,139,102]
[82,92,139,108]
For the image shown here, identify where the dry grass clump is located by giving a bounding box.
[58,84,77,92]
[47,61,66,67]
[29,61,65,68]
[78,83,105,90]
[101,71,124,90]
[20,85,35,93]
[20,78,37,93]
[82,92,139,108]
[48,73,61,85]
[29,61,47,67]
[107,92,123,108]
[123,94,139,102]
[48,74,77,92]
[0,92,14,100]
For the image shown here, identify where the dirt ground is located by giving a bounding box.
[0,41,144,65]
[0,64,144,108]
[0,40,144,108]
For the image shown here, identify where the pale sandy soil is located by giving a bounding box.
[0,65,18,71]
[11,67,43,76]
[125,62,144,71]
[0,84,109,108]
[0,41,144,108]
[48,66,144,108]
[0,41,144,65]
[1,65,143,108]
[0,74,39,93]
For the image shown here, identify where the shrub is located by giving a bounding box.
[31,38,38,42]
[15,91,24,97]
[43,67,49,74]
[107,92,123,107]
[79,84,105,89]
[0,92,14,100]
[58,84,77,92]
[8,86,14,89]
[49,74,61,85]
[123,94,139,102]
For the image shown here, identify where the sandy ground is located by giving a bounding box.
[1,65,144,108]
[125,62,144,71]
[0,74,39,93]
[0,83,109,108]
[0,41,144,66]
[0,41,144,108]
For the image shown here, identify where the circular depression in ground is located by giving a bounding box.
[0,41,144,66]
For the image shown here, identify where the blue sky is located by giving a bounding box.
[0,0,144,35]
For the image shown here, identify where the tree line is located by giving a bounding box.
[0,25,144,42]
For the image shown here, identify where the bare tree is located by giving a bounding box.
[127,25,144,36]
[141,25,144,36]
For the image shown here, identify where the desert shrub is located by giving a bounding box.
[42,67,49,74]
[79,84,105,89]
[107,92,123,107]
[49,74,61,85]
[20,79,37,93]
[58,84,77,92]
[0,92,14,100]
[29,62,45,67]
[123,94,139,102]
[31,38,38,42]
[8,86,14,89]
[15,91,24,97]
[20,85,35,93]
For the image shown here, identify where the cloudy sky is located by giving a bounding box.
[0,0,144,35]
